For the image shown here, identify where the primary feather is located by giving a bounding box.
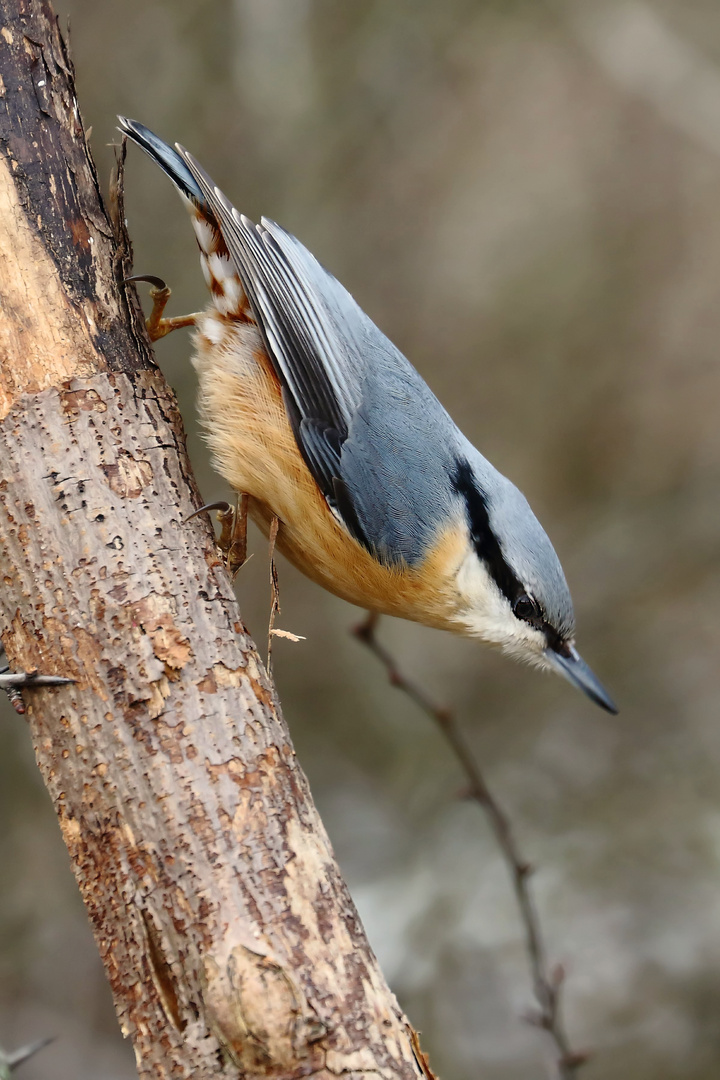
[179,147,482,568]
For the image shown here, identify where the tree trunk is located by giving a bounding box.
[0,3,432,1078]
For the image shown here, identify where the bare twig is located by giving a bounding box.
[0,1036,54,1079]
[353,612,590,1079]
[267,514,280,673]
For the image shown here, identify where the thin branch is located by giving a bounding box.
[353,612,590,1079]
[0,1036,54,1079]
[267,514,280,674]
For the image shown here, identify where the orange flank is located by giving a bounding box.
[193,312,467,630]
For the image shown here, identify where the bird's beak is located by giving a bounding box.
[547,645,618,714]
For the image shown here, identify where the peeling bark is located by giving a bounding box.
[0,3,432,1078]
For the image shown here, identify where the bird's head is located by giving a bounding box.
[449,456,617,713]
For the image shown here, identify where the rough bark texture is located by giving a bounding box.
[0,4,431,1079]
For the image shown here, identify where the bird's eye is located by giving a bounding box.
[513,594,538,622]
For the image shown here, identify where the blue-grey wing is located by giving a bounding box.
[180,148,458,565]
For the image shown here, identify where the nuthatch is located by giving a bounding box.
[118,118,617,714]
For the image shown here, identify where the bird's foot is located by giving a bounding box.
[186,493,248,578]
[125,274,201,341]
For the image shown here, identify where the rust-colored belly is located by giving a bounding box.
[192,312,465,630]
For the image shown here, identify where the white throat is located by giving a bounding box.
[452,549,548,666]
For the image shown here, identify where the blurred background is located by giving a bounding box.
[2,0,720,1077]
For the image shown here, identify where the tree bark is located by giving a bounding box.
[0,4,432,1078]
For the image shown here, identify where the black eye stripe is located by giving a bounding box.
[450,458,568,652]
[450,459,522,605]
[514,592,568,652]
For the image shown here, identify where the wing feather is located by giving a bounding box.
[121,126,460,570]
[178,147,381,536]
[180,150,355,431]
[178,147,458,566]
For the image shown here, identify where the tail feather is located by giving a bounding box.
[117,116,207,210]
[119,116,252,323]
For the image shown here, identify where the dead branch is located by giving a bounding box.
[354,613,590,1079]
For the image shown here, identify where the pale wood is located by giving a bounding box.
[0,3,432,1078]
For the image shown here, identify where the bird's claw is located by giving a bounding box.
[124,274,200,341]
[124,273,168,291]
[185,495,248,578]
[184,500,232,523]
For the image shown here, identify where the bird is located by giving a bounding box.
[117,117,617,714]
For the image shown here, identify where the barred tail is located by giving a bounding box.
[119,117,252,322]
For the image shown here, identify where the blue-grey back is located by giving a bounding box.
[339,324,463,565]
